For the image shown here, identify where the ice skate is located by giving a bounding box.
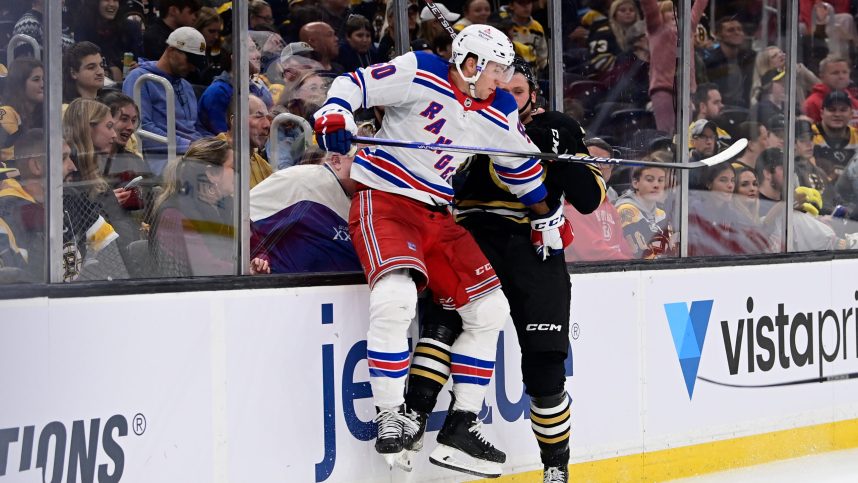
[373,406,410,468]
[429,408,506,478]
[393,408,428,472]
[543,465,569,483]
[388,408,424,471]
[403,408,428,451]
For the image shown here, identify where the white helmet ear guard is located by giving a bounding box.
[450,24,515,96]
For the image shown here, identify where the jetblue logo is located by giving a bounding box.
[313,304,573,481]
[664,300,714,399]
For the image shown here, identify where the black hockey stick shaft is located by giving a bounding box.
[352,135,747,170]
[424,0,459,39]
[697,371,858,388]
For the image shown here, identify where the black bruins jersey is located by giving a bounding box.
[454,111,606,233]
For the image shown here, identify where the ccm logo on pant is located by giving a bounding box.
[474,263,493,275]
[526,324,563,332]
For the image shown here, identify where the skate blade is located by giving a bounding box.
[428,444,503,479]
[394,450,417,472]
[381,450,412,470]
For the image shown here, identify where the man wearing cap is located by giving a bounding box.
[811,89,858,182]
[753,69,785,128]
[689,119,718,159]
[419,3,460,43]
[689,119,720,190]
[803,55,858,126]
[123,26,207,175]
[299,22,343,74]
[142,0,202,61]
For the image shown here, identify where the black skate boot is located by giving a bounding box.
[429,406,506,478]
[543,465,569,483]
[403,408,428,451]
[394,408,428,472]
[373,406,406,466]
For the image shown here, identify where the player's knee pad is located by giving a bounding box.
[531,390,567,410]
[369,270,417,331]
[457,290,510,333]
[521,351,567,397]
[420,320,461,345]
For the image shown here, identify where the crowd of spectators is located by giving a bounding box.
[2,0,858,283]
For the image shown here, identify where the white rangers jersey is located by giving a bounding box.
[315,51,547,207]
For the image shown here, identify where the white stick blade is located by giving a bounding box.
[700,138,748,166]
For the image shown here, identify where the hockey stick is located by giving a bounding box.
[697,371,858,389]
[424,0,459,39]
[352,135,748,170]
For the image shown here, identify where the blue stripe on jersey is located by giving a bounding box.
[477,110,508,130]
[368,349,411,361]
[413,77,456,99]
[490,88,519,117]
[324,97,352,112]
[372,149,454,196]
[498,172,543,185]
[354,156,413,190]
[493,158,540,174]
[450,354,496,369]
[414,51,450,79]
[517,184,548,206]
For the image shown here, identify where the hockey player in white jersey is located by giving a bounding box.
[313,24,574,478]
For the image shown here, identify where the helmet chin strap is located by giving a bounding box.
[519,97,532,116]
[468,82,478,98]
[456,62,482,100]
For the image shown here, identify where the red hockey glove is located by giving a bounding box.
[314,112,357,155]
[530,203,574,261]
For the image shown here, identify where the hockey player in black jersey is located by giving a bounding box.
[403,58,606,482]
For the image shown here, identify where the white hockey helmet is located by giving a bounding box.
[450,24,516,93]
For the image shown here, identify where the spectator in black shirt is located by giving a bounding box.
[75,0,144,82]
[142,0,202,61]
[336,14,383,72]
[704,16,755,107]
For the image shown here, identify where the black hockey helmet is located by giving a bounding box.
[511,56,538,91]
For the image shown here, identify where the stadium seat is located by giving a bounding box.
[609,109,656,147]
[589,102,636,136]
[564,80,607,122]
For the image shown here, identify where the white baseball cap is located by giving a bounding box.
[166,26,207,56]
[420,3,460,22]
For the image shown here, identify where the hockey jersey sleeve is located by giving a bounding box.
[526,111,606,213]
[315,52,418,117]
[488,104,548,207]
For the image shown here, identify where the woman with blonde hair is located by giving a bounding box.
[64,98,146,276]
[609,0,641,52]
[62,98,117,196]
[150,137,269,276]
[750,46,818,104]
